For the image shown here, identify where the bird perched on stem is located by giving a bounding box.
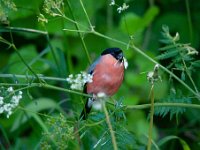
[80,48,125,120]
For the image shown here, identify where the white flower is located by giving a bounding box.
[117,3,129,13]
[7,87,14,92]
[11,95,20,106]
[66,71,93,91]
[7,110,12,118]
[0,87,23,118]
[110,0,115,6]
[123,57,128,69]
[4,103,12,112]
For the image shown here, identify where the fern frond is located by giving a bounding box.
[156,49,179,60]
[154,89,192,120]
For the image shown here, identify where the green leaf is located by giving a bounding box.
[158,135,191,150]
[142,6,159,27]
[8,45,49,74]
[119,13,143,35]
[11,98,62,132]
[181,71,185,81]
[154,89,191,120]
[156,49,179,60]
[191,60,200,67]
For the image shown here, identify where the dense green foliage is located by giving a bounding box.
[0,0,200,149]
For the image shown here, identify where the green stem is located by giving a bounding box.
[66,0,91,64]
[0,74,67,82]
[102,102,118,150]
[126,103,200,110]
[0,27,47,35]
[185,0,193,43]
[43,25,60,74]
[42,84,91,97]
[79,0,93,30]
[181,57,199,93]
[177,43,199,94]
[147,85,155,150]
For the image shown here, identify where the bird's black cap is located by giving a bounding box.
[101,48,123,61]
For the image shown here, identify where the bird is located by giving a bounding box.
[80,47,125,120]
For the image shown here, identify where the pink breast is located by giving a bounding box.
[87,54,124,96]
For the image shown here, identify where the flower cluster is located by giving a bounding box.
[109,0,129,14]
[109,0,115,6]
[66,71,93,90]
[43,0,64,17]
[0,87,23,118]
[117,3,129,13]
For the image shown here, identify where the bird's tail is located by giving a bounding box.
[80,98,93,120]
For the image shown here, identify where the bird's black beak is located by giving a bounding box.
[117,52,123,62]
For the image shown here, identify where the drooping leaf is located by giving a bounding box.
[158,135,191,150]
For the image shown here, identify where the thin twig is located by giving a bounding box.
[102,102,118,150]
[0,27,48,35]
[147,85,155,150]
[0,74,67,82]
[66,0,92,64]
[79,0,94,30]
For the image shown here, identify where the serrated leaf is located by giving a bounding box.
[159,39,173,45]
[154,90,191,120]
[156,49,179,60]
[158,44,178,51]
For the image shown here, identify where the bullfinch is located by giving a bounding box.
[80,48,125,120]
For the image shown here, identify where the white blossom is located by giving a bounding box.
[0,87,23,118]
[117,3,129,13]
[66,71,93,90]
[7,87,14,92]
[110,0,115,6]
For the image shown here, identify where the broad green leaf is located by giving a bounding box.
[8,45,49,74]
[120,13,143,35]
[11,98,62,132]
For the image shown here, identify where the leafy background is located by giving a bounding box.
[0,0,200,149]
